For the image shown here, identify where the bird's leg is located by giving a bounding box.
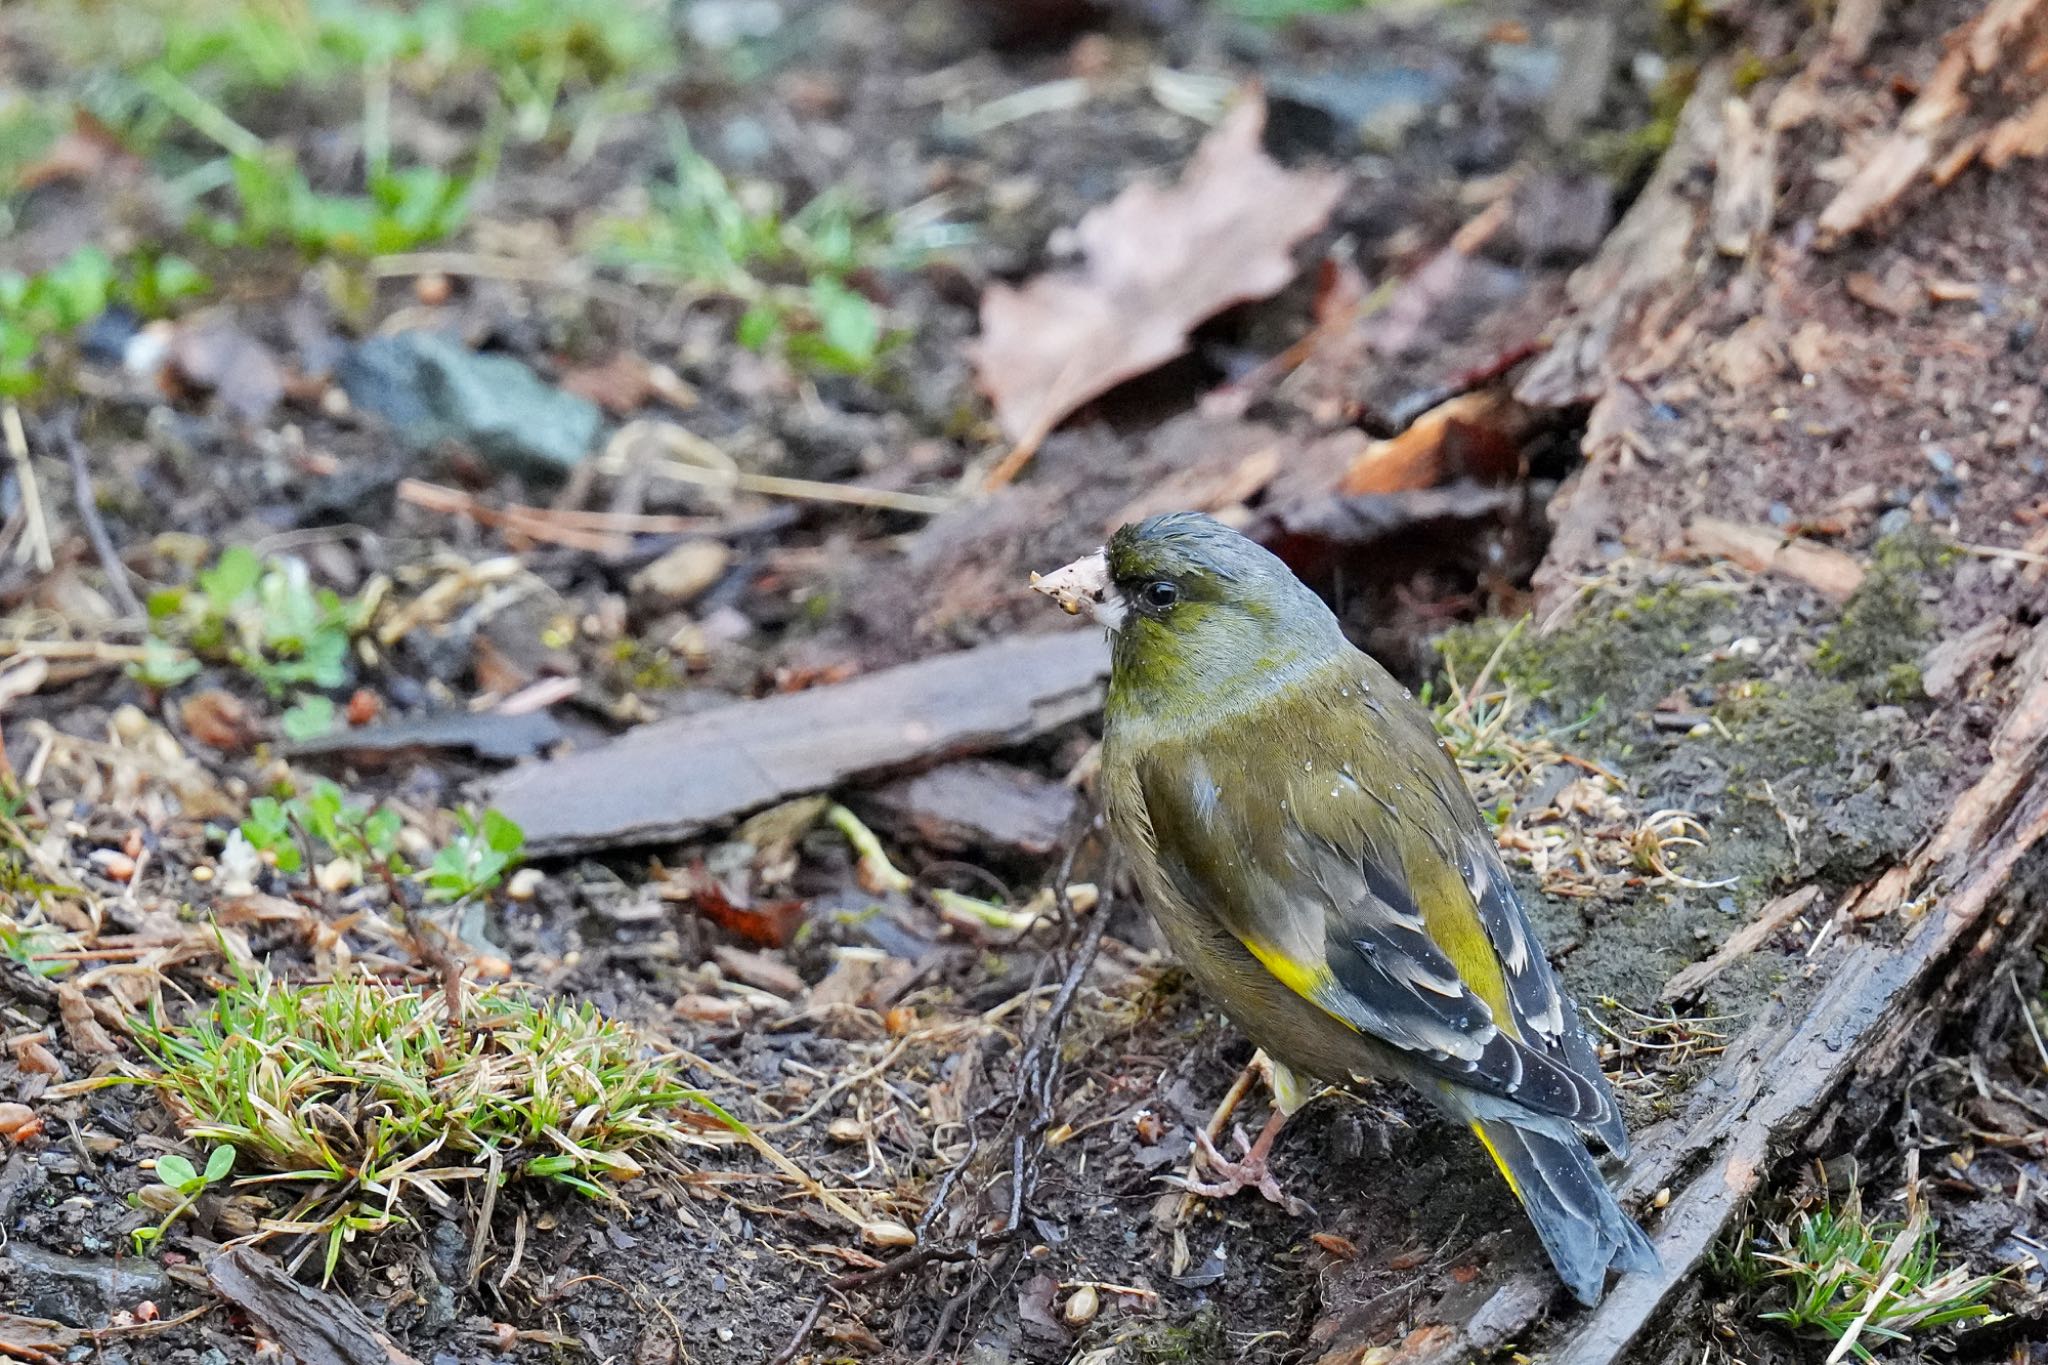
[1173,1051,1314,1217]
[1157,1053,1264,1225]
[1182,1106,1309,1216]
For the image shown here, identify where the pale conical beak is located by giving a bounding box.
[1030,549,1127,630]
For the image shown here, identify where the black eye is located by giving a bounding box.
[1139,580,1179,610]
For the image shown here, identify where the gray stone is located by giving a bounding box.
[337,330,603,479]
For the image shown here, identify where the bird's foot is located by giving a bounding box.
[1181,1123,1311,1217]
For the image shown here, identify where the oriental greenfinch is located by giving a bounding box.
[1033,512,1656,1305]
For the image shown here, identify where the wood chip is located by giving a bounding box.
[1982,89,2048,168]
[1684,517,1866,600]
[710,945,805,999]
[1661,886,1824,1002]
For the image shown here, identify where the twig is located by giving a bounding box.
[771,813,1111,1363]
[2010,967,2048,1076]
[0,640,156,663]
[604,420,954,515]
[57,417,142,618]
[761,1035,914,1135]
[3,405,54,573]
[1659,885,1825,1002]
[765,1294,828,1365]
[397,478,716,553]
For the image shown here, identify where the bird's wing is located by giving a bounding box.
[1132,671,1623,1141]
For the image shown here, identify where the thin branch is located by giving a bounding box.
[57,416,143,618]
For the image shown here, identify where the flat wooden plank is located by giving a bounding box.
[488,630,1111,855]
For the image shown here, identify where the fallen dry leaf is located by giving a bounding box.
[167,314,286,423]
[55,986,119,1058]
[673,867,808,949]
[180,688,259,753]
[1337,390,1526,496]
[970,93,1342,447]
[11,114,138,193]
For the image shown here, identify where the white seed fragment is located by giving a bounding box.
[862,1220,916,1248]
[316,857,361,894]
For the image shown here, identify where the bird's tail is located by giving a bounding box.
[1469,1116,1660,1306]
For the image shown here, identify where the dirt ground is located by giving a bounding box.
[2,0,2047,1362]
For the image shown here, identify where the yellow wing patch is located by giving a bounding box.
[1471,1121,1523,1198]
[1245,937,1339,1005]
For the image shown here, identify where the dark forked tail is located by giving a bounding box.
[1470,1116,1661,1306]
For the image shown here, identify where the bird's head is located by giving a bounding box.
[1033,512,1345,725]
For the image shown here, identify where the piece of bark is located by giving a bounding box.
[0,1311,78,1362]
[1710,97,1777,257]
[1922,615,2019,699]
[207,1246,419,1365]
[1516,63,1729,410]
[711,945,806,998]
[284,710,565,763]
[489,631,1111,855]
[1683,517,1866,600]
[863,759,1080,857]
[1829,0,1883,59]
[1659,886,1824,1002]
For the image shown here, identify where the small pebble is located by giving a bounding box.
[826,1117,868,1144]
[91,850,136,882]
[415,273,453,306]
[0,1103,37,1138]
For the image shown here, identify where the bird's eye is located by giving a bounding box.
[1140,580,1179,610]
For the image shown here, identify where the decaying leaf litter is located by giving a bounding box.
[3,0,2048,1361]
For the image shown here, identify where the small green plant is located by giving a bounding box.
[206,150,475,257]
[128,636,203,691]
[131,969,728,1278]
[423,807,525,902]
[23,0,671,146]
[234,780,525,904]
[279,693,338,743]
[146,545,370,696]
[131,1143,236,1252]
[143,68,482,259]
[594,124,910,376]
[1756,1196,2001,1360]
[0,246,209,396]
[239,780,403,877]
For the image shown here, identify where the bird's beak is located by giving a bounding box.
[1030,549,1126,631]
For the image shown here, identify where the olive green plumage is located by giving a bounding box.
[1088,512,1657,1306]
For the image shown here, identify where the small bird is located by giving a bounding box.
[1033,512,1657,1305]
